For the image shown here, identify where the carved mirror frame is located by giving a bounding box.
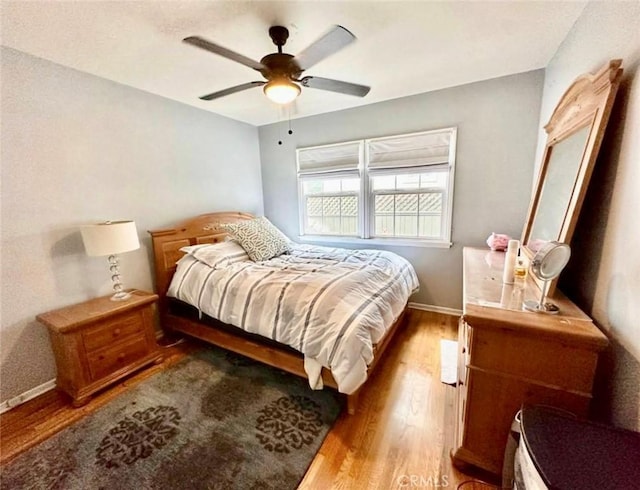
[521,59,623,293]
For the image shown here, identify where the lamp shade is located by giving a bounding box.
[81,221,140,257]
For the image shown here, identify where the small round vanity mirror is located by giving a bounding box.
[524,241,571,314]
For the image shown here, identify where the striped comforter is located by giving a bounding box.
[167,243,419,394]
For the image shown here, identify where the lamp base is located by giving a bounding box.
[110,290,132,301]
[107,254,132,301]
[523,299,560,314]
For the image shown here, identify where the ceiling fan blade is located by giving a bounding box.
[184,36,265,71]
[199,81,265,101]
[300,76,370,97]
[295,25,356,70]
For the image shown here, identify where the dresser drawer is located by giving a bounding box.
[87,335,150,381]
[82,311,144,352]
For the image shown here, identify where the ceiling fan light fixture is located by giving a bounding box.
[263,78,301,104]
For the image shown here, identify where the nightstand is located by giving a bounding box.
[38,290,163,407]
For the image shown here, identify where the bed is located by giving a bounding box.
[148,212,418,413]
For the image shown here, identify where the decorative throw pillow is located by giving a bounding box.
[221,217,292,262]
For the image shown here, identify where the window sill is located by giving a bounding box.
[297,235,452,249]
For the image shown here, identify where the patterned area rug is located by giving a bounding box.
[2,347,342,489]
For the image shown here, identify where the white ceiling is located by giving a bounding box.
[1,1,587,126]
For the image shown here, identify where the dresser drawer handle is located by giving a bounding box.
[113,328,121,337]
[117,353,125,362]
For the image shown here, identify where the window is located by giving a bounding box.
[297,128,456,246]
[298,141,362,237]
[371,170,448,238]
[302,177,360,235]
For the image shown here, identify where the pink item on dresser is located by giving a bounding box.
[486,233,511,251]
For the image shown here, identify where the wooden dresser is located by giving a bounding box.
[451,248,608,475]
[38,290,162,406]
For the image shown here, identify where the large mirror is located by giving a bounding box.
[521,60,622,292]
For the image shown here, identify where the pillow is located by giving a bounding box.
[179,243,212,254]
[180,240,249,269]
[221,217,292,262]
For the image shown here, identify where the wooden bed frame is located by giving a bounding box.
[148,211,408,414]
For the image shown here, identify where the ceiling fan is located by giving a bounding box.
[183,25,371,105]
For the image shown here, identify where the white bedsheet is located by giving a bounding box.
[167,243,419,394]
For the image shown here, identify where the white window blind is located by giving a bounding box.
[297,141,362,175]
[367,130,452,170]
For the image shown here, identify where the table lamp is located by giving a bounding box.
[81,220,140,301]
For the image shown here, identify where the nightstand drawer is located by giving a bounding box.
[82,311,144,352]
[87,335,149,381]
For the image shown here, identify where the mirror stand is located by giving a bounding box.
[523,280,560,314]
[523,241,571,314]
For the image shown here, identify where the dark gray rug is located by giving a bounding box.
[2,346,342,489]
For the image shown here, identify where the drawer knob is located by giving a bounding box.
[113,328,121,337]
[118,353,125,362]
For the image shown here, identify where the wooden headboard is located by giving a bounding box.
[148,211,254,310]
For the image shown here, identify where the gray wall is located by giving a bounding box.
[0,47,263,403]
[543,2,640,430]
[259,70,544,308]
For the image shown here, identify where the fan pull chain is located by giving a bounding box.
[277,105,284,145]
[288,104,294,136]
[277,104,294,145]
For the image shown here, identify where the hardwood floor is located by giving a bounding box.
[299,309,470,489]
[0,310,492,488]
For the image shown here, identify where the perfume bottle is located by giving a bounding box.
[506,257,527,310]
[513,258,528,290]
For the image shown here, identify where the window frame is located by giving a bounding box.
[297,127,457,248]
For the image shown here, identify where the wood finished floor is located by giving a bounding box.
[0,310,483,489]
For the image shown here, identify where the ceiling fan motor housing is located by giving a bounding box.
[259,53,302,81]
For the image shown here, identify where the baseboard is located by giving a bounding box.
[408,302,462,317]
[0,378,57,415]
